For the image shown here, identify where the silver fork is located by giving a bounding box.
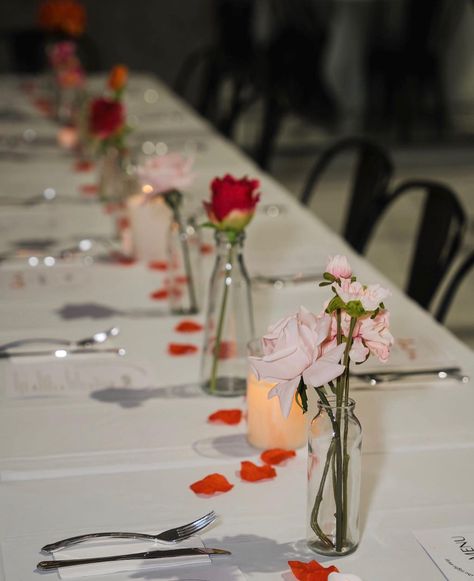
[0,327,120,352]
[41,511,217,552]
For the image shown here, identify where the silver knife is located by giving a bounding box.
[37,547,231,570]
[0,347,126,359]
[352,367,469,384]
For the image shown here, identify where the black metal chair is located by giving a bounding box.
[300,137,393,254]
[435,250,474,323]
[367,180,467,310]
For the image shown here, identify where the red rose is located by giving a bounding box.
[203,174,260,232]
[89,97,124,139]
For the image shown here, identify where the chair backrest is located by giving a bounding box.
[300,137,393,253]
[378,179,466,310]
[435,250,474,323]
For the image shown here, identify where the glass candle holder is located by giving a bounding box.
[246,340,307,450]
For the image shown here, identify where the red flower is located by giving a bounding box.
[203,174,260,232]
[89,98,125,139]
[108,65,128,92]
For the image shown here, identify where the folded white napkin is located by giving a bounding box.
[52,536,210,579]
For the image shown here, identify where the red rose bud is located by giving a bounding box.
[203,174,260,232]
[89,97,125,139]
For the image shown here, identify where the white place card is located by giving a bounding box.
[414,527,474,580]
[4,358,154,399]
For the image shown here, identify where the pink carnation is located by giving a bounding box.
[335,279,391,312]
[326,255,352,279]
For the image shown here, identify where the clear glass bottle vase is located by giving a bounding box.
[201,231,254,396]
[167,212,201,315]
[307,396,362,556]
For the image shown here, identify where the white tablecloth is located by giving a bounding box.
[0,73,473,581]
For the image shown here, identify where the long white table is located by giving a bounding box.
[0,73,473,581]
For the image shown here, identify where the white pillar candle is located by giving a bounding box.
[127,191,172,262]
[328,573,363,581]
[246,372,307,450]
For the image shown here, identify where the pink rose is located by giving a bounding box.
[326,255,352,279]
[137,153,194,195]
[335,279,390,312]
[249,307,346,417]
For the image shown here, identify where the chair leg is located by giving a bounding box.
[254,97,283,170]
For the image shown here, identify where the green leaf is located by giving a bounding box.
[319,281,332,287]
[344,300,366,318]
[326,295,345,314]
[323,272,335,282]
[295,379,308,413]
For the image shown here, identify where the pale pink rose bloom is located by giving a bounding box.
[137,153,195,195]
[335,279,390,311]
[249,306,346,417]
[326,255,352,279]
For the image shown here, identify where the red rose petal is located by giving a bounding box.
[148,261,169,271]
[175,275,188,284]
[288,560,339,581]
[208,409,243,425]
[117,217,130,231]
[216,340,236,360]
[190,473,234,495]
[168,343,198,356]
[80,184,98,196]
[150,288,168,300]
[261,449,296,466]
[240,461,276,482]
[74,160,94,172]
[175,320,204,333]
[200,243,214,255]
[109,252,135,266]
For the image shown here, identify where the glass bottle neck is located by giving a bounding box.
[214,230,245,256]
[317,396,356,414]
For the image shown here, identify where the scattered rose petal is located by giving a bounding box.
[288,560,339,581]
[168,343,198,356]
[175,275,188,284]
[109,252,135,266]
[200,243,214,255]
[190,473,234,495]
[240,461,276,482]
[117,217,130,231]
[216,340,236,359]
[150,288,168,300]
[261,449,296,466]
[208,409,243,425]
[175,320,204,333]
[80,184,98,196]
[74,160,94,172]
[148,261,168,271]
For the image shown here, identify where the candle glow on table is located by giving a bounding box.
[127,190,172,261]
[246,372,307,450]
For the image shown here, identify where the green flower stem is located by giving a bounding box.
[209,245,233,393]
[342,317,357,539]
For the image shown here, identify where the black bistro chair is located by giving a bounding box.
[435,250,474,323]
[367,180,467,311]
[300,137,394,254]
